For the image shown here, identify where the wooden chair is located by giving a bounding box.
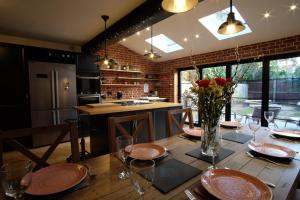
[0,120,80,170]
[167,108,201,137]
[108,112,154,152]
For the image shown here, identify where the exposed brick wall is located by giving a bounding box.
[95,43,159,99]
[157,35,300,102]
[96,35,300,102]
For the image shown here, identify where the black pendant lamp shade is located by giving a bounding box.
[162,0,198,13]
[144,26,161,60]
[218,0,245,35]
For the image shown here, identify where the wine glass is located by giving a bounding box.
[116,135,133,180]
[0,160,33,200]
[234,113,243,134]
[248,118,261,142]
[264,111,274,130]
[130,159,155,200]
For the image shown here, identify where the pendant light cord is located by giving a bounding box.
[150,26,153,52]
[104,19,107,58]
[230,0,232,13]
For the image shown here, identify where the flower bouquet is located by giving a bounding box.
[190,76,236,156]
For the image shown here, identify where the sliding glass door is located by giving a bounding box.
[269,57,300,130]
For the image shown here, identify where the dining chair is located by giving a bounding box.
[167,108,201,137]
[0,120,80,170]
[108,112,154,152]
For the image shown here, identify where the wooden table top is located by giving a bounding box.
[76,102,182,115]
[2,127,299,200]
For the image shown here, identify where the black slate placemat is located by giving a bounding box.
[222,132,253,144]
[151,159,201,193]
[186,147,235,163]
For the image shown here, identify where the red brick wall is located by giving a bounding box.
[95,43,158,99]
[157,35,300,102]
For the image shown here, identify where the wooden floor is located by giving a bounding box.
[3,137,91,164]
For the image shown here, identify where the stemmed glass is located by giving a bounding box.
[248,118,261,142]
[264,111,274,130]
[234,113,243,134]
[0,160,33,200]
[116,135,133,180]
[130,159,155,200]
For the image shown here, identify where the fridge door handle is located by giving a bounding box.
[52,110,57,125]
[56,110,61,124]
[51,70,56,109]
[55,70,60,108]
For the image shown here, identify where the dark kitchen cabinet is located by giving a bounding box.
[0,44,30,130]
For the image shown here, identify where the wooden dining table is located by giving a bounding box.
[3,127,300,200]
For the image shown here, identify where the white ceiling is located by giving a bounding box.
[0,0,144,45]
[121,0,300,61]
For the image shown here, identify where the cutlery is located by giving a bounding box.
[178,135,197,143]
[246,151,281,166]
[261,180,276,188]
[184,189,197,200]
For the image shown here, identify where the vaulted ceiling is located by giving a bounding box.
[0,0,300,62]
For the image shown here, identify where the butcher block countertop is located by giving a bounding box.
[76,102,182,115]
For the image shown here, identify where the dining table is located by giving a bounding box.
[2,126,300,200]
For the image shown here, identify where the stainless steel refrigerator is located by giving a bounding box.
[29,61,77,147]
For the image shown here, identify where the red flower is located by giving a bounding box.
[214,77,227,86]
[196,79,210,88]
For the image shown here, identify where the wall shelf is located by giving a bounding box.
[101,69,142,73]
[101,84,143,87]
[117,77,159,81]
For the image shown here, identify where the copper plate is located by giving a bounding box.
[201,169,272,200]
[183,127,203,137]
[271,129,300,139]
[248,142,296,158]
[220,121,239,128]
[129,143,166,160]
[26,163,87,196]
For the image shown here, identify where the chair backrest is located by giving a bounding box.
[252,106,281,119]
[0,121,79,170]
[167,108,194,137]
[108,112,154,152]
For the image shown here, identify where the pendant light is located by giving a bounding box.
[217,0,245,35]
[162,0,198,13]
[101,15,109,66]
[144,26,161,60]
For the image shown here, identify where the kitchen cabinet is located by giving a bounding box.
[0,44,30,130]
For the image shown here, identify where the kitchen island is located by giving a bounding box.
[76,102,182,156]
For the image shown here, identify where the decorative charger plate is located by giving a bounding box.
[183,127,203,138]
[220,121,239,128]
[129,143,166,160]
[248,142,296,158]
[26,163,87,196]
[271,129,300,139]
[201,169,272,200]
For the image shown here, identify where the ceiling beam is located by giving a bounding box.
[82,0,174,54]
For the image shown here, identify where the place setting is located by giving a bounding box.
[115,135,202,194]
[177,127,203,143]
[0,160,94,200]
[221,113,253,144]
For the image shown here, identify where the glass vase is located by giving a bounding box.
[201,119,221,157]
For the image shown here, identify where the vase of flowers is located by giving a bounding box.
[190,77,236,156]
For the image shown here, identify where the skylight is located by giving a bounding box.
[199,6,252,40]
[145,34,183,53]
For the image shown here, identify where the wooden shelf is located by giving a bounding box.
[101,84,143,87]
[101,69,142,73]
[117,77,159,81]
